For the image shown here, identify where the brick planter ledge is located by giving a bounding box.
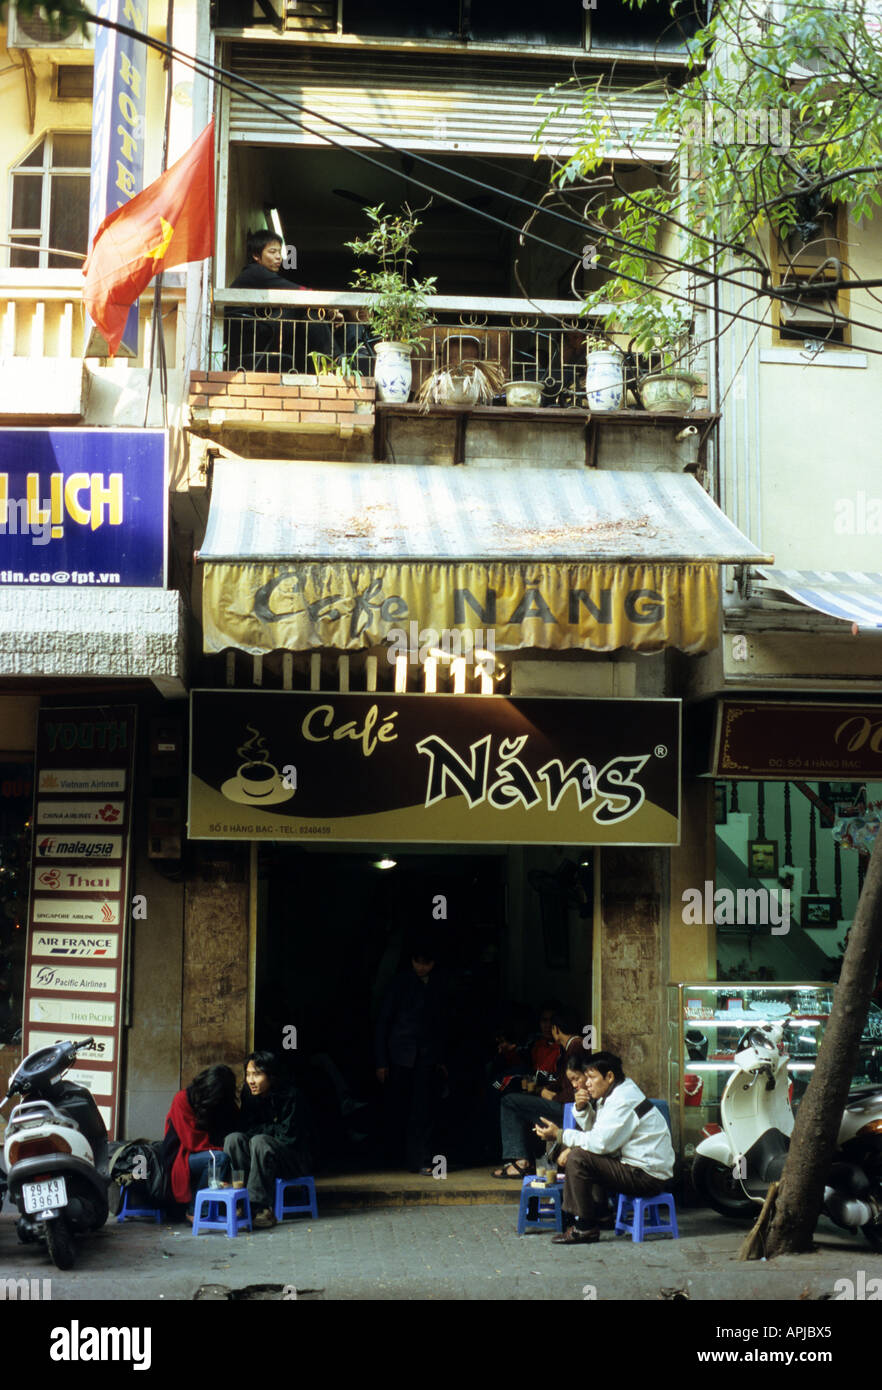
[188,371,375,435]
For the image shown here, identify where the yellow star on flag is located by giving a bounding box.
[145,216,175,262]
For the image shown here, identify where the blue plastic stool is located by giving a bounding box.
[117,1186,162,1224]
[615,1192,679,1242]
[192,1187,252,1237]
[274,1176,318,1222]
[517,1175,564,1235]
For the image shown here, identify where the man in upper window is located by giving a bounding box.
[533,1049,675,1244]
[226,228,367,373]
[230,228,304,292]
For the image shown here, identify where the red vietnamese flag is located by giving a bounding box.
[83,120,215,356]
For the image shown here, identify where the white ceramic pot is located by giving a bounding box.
[640,371,697,413]
[374,341,413,403]
[585,350,625,412]
[504,381,543,407]
[434,370,482,406]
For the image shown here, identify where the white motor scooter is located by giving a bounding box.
[0,1038,109,1269]
[693,1022,882,1249]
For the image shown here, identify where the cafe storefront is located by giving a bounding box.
[180,458,768,1140]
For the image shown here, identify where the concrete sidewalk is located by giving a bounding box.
[0,1204,878,1301]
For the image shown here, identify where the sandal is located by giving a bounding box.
[491,1161,533,1180]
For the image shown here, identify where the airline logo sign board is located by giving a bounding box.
[22,707,136,1138]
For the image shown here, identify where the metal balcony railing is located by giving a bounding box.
[211,290,603,405]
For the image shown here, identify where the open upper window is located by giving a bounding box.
[8,132,91,270]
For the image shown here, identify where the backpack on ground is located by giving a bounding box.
[107,1138,168,1214]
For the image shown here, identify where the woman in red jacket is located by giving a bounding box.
[163,1066,239,1215]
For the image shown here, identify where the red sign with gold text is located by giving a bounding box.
[713,701,882,780]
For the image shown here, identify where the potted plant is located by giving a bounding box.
[346,205,437,403]
[416,358,506,411]
[584,333,625,412]
[586,295,700,413]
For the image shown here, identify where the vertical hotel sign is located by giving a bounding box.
[85,0,149,357]
[21,708,136,1138]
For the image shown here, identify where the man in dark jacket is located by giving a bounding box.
[226,228,368,372]
[375,944,450,1174]
[223,1051,313,1228]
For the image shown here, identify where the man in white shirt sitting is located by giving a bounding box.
[534,1050,675,1245]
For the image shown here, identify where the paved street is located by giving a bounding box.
[0,1203,878,1302]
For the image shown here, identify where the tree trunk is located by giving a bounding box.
[744,831,882,1259]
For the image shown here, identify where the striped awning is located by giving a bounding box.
[756,568,882,629]
[198,462,769,655]
[200,463,768,564]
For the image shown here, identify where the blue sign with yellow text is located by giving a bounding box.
[0,430,166,588]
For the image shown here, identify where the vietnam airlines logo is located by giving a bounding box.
[97,804,120,823]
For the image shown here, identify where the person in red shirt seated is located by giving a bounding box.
[492,1012,586,1178]
[162,1065,239,1217]
[490,1003,562,1092]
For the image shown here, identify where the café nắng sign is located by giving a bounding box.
[189,691,681,846]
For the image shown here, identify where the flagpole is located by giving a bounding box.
[145,0,175,429]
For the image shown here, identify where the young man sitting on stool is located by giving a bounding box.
[533,1050,675,1245]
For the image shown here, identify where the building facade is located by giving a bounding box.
[0,0,879,1159]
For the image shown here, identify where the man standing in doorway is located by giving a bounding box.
[375,939,449,1175]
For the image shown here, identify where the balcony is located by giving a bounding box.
[202,289,713,470]
[0,270,188,424]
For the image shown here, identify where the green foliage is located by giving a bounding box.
[540,0,882,341]
[8,1,94,36]
[307,351,363,386]
[346,205,437,347]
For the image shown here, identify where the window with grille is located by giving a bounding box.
[8,131,91,270]
[774,200,850,347]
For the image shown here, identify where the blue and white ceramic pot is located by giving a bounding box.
[374,341,413,403]
[585,349,625,412]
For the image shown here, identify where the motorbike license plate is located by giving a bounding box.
[22,1177,68,1214]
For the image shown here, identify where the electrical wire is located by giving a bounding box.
[71,9,811,338]
[69,6,882,346]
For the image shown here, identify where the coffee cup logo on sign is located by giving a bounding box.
[221,725,295,808]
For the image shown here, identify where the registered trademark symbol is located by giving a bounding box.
[654,744,668,757]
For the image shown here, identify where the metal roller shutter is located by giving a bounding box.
[224,44,676,160]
